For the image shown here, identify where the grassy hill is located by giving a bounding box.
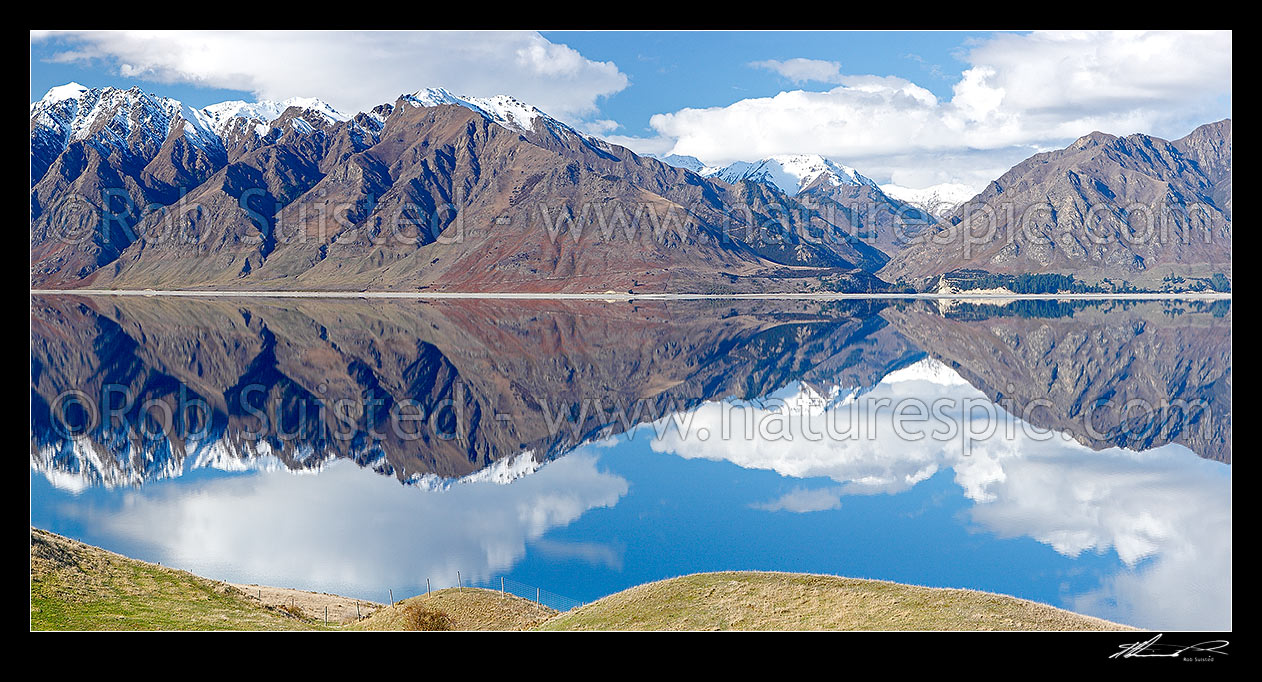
[536,571,1133,631]
[32,530,1131,631]
[351,588,556,631]
[30,528,323,631]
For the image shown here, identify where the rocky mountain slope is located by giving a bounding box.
[31,84,893,293]
[881,121,1232,289]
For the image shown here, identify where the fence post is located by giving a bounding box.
[389,589,394,606]
[426,578,430,596]
[458,571,462,591]
[536,587,540,604]
[356,601,361,619]
[501,577,505,598]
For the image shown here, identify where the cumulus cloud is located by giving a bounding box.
[650,31,1231,189]
[750,58,843,84]
[31,30,629,121]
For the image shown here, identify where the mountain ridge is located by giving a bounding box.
[880,120,1232,290]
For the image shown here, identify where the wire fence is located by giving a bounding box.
[494,576,584,612]
[408,573,585,613]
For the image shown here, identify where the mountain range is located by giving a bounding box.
[30,83,1231,293]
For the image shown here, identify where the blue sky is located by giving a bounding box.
[537,31,992,138]
[30,30,1232,189]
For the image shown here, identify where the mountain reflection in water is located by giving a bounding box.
[29,295,1231,629]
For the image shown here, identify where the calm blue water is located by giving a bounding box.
[30,296,1232,629]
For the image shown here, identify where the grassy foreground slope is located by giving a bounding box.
[31,530,1131,631]
[352,588,557,631]
[537,572,1133,631]
[30,529,321,631]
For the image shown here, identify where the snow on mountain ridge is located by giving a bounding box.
[879,182,978,219]
[709,154,880,195]
[35,82,90,107]
[200,97,348,138]
[402,87,556,134]
[30,84,200,158]
[30,83,348,158]
[646,153,721,175]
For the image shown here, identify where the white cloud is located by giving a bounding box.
[648,31,1231,189]
[600,133,675,156]
[750,58,843,84]
[752,486,844,512]
[32,30,629,121]
[576,118,623,136]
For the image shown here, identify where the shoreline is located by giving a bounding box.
[30,288,1233,301]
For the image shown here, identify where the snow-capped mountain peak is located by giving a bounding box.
[200,97,348,138]
[30,83,348,163]
[879,182,978,219]
[36,82,90,106]
[402,88,554,134]
[30,83,193,159]
[709,154,879,195]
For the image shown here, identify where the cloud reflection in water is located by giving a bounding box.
[54,453,628,601]
[650,358,1232,630]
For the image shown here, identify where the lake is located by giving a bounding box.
[29,295,1232,629]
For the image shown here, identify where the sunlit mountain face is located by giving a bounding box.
[30,295,1231,629]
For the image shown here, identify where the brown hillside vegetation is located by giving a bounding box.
[352,588,556,631]
[536,572,1134,631]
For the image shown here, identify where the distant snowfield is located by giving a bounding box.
[705,154,879,195]
[880,182,979,218]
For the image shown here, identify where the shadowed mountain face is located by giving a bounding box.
[881,120,1232,289]
[30,296,1230,489]
[796,181,934,257]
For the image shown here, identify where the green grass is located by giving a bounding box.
[536,571,1134,631]
[30,528,324,631]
